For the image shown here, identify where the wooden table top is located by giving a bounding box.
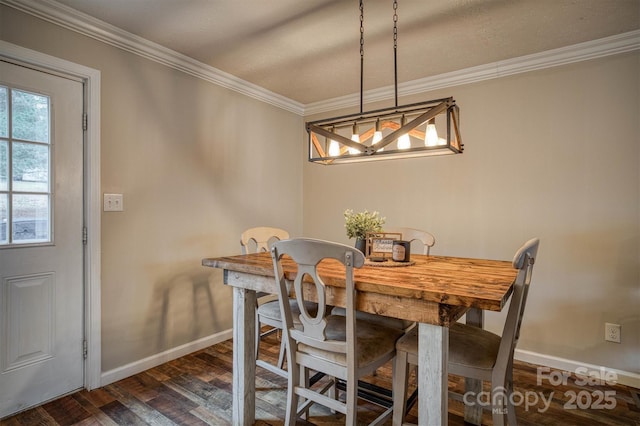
[203,251,517,313]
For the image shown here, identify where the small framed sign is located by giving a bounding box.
[366,232,402,259]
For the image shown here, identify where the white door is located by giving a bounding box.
[0,60,84,418]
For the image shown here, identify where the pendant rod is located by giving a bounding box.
[359,0,364,114]
[393,0,398,107]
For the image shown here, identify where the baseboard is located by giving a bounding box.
[100,328,233,387]
[99,332,639,390]
[515,349,640,389]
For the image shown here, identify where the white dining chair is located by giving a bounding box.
[384,226,435,256]
[241,226,316,377]
[240,227,289,256]
[271,238,404,425]
[392,237,540,426]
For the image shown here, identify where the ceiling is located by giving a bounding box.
[50,0,640,105]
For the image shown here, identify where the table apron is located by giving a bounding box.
[225,270,468,327]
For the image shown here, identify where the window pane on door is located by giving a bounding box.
[0,86,7,138]
[0,140,7,191]
[0,194,7,244]
[12,89,49,143]
[12,142,49,192]
[12,194,49,243]
[1,86,52,246]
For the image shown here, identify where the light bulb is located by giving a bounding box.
[397,115,410,149]
[372,131,383,144]
[327,126,340,157]
[349,124,360,154]
[425,118,439,147]
[328,140,340,156]
[349,134,360,154]
[397,133,411,149]
[372,119,383,151]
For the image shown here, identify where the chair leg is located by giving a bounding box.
[506,379,517,426]
[464,377,483,425]
[284,350,299,426]
[345,379,357,425]
[329,378,337,414]
[300,366,310,420]
[491,396,507,426]
[506,365,517,425]
[255,314,261,360]
[491,371,509,426]
[392,350,409,426]
[277,337,286,369]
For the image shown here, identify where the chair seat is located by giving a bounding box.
[258,299,317,323]
[396,322,501,372]
[330,306,413,330]
[298,315,405,367]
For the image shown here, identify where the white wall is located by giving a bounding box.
[1,5,304,372]
[303,52,640,377]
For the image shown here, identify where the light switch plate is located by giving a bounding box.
[104,193,124,211]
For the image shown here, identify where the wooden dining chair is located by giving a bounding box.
[271,238,404,426]
[241,226,316,377]
[392,237,540,426]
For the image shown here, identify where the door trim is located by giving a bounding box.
[0,40,101,390]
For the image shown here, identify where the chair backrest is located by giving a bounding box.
[497,238,540,366]
[384,227,435,255]
[271,238,365,356]
[240,226,289,254]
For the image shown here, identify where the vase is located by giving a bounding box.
[355,238,367,255]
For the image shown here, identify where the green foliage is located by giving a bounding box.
[0,87,7,138]
[0,88,50,183]
[12,143,48,182]
[344,209,385,240]
[0,141,7,188]
[12,89,49,143]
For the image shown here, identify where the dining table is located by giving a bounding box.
[202,250,518,425]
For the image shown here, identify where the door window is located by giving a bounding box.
[0,85,51,245]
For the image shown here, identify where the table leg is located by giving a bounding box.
[465,307,484,328]
[232,287,256,426]
[464,308,484,425]
[418,322,449,426]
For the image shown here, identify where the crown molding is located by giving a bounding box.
[3,0,638,118]
[0,0,305,115]
[305,29,640,116]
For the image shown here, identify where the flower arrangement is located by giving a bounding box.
[344,209,385,240]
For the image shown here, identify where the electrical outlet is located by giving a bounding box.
[605,323,621,343]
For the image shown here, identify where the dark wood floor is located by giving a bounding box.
[2,330,639,425]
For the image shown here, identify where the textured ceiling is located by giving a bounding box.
[51,0,640,105]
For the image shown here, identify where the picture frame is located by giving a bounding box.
[366,232,402,259]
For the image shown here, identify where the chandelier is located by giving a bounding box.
[307,0,463,165]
